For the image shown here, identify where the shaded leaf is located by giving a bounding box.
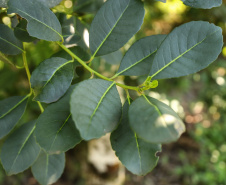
[14,19,36,42]
[101,50,123,65]
[74,0,104,13]
[116,35,166,77]
[89,0,145,56]
[129,96,185,143]
[38,0,62,8]
[70,79,122,140]
[35,85,82,154]
[0,24,23,55]
[30,57,74,104]
[182,0,222,9]
[8,0,63,41]
[156,0,166,2]
[111,100,161,175]
[31,151,65,185]
[0,96,28,139]
[0,121,40,175]
[149,21,223,80]
[0,0,7,7]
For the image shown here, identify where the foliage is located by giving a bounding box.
[0,0,223,184]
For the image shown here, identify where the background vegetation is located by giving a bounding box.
[0,0,226,184]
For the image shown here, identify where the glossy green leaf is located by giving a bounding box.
[149,21,223,80]
[182,0,222,9]
[0,96,28,139]
[30,57,74,104]
[35,85,82,154]
[31,151,65,185]
[8,0,63,41]
[101,50,123,65]
[74,0,104,13]
[70,79,122,140]
[38,0,62,8]
[111,100,161,175]
[0,121,40,175]
[14,19,36,42]
[0,0,7,7]
[0,24,23,55]
[116,35,166,77]
[129,96,185,143]
[89,0,145,56]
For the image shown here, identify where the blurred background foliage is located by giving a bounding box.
[0,0,226,184]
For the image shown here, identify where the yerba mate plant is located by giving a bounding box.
[0,0,223,184]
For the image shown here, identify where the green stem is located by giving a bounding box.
[57,42,140,91]
[37,101,44,113]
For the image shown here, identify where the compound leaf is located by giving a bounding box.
[31,151,65,185]
[129,96,185,143]
[182,0,222,9]
[89,0,145,56]
[0,96,28,139]
[30,57,74,104]
[116,35,166,77]
[70,79,122,140]
[0,121,40,175]
[149,21,223,80]
[35,85,82,154]
[0,24,23,55]
[8,0,63,41]
[111,100,161,175]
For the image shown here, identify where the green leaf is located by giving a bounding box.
[182,0,222,9]
[111,100,161,175]
[8,0,63,41]
[35,85,82,154]
[116,35,166,77]
[31,151,65,185]
[74,0,104,13]
[89,0,145,56]
[70,79,122,140]
[101,50,123,65]
[0,24,23,55]
[14,19,36,42]
[129,96,185,143]
[30,57,74,104]
[0,0,8,7]
[149,21,223,80]
[0,96,28,139]
[38,0,62,8]
[0,121,40,175]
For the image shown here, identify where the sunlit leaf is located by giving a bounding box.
[129,96,185,143]
[149,21,223,80]
[89,0,145,56]
[0,121,40,175]
[111,100,161,175]
[30,57,74,104]
[0,96,28,139]
[70,79,122,140]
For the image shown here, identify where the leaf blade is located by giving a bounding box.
[182,0,222,9]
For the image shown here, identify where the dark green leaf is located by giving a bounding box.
[31,151,65,185]
[89,0,145,56]
[0,0,7,7]
[74,0,104,13]
[116,35,166,77]
[0,121,40,175]
[149,21,223,80]
[182,0,222,9]
[129,96,185,143]
[0,24,23,55]
[30,57,74,104]
[8,0,63,41]
[35,85,82,154]
[0,96,28,139]
[156,0,166,2]
[14,19,36,42]
[38,0,62,8]
[101,50,123,65]
[70,79,122,140]
[111,100,161,175]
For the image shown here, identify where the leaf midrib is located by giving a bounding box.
[134,133,142,173]
[92,1,130,57]
[151,29,219,78]
[0,36,24,52]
